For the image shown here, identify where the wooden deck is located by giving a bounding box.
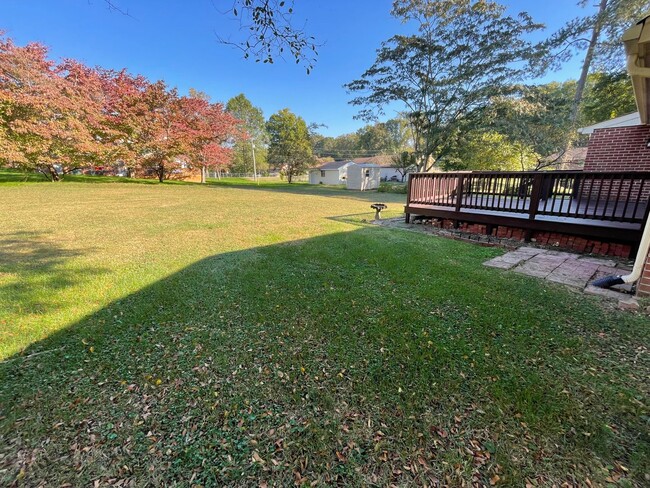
[405,171,650,251]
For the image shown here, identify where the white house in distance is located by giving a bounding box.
[308,160,353,185]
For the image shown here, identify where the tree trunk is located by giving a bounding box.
[201,166,206,184]
[569,0,608,135]
[49,165,60,182]
[157,163,164,183]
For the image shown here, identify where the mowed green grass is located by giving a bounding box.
[0,174,648,486]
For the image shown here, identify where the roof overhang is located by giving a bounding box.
[624,13,650,124]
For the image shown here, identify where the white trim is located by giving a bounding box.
[578,112,642,135]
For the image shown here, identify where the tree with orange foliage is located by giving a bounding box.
[0,35,104,180]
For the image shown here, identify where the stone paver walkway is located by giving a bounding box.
[484,247,632,290]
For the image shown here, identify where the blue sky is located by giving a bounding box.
[1,0,587,136]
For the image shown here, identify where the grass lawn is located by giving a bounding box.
[0,173,648,486]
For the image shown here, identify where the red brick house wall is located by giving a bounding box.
[584,125,650,171]
[581,125,650,296]
[638,249,650,297]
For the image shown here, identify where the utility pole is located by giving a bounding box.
[251,141,258,184]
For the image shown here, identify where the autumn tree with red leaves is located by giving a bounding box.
[0,33,241,182]
[0,36,104,181]
[179,94,241,183]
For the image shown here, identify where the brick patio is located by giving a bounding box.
[483,247,633,291]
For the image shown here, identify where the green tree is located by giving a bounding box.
[390,151,417,181]
[540,0,648,130]
[356,123,391,153]
[581,71,637,124]
[384,118,412,153]
[440,131,535,172]
[226,93,268,174]
[312,133,361,160]
[267,108,313,183]
[310,119,411,160]
[488,81,578,169]
[346,0,542,172]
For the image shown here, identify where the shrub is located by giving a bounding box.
[378,182,407,194]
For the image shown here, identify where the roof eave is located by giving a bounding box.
[624,13,650,124]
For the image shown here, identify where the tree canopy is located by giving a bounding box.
[227,93,269,173]
[346,0,543,172]
[266,108,313,182]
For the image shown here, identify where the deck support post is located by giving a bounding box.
[405,213,410,224]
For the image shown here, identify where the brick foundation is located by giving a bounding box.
[428,218,633,258]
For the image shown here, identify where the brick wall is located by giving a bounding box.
[584,125,650,172]
[430,219,633,258]
[638,249,650,297]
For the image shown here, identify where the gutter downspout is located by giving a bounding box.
[592,217,650,288]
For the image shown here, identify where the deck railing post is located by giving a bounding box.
[523,173,544,242]
[528,173,543,221]
[455,174,464,213]
[405,173,414,223]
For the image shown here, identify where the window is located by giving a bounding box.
[365,170,370,177]
[321,171,326,177]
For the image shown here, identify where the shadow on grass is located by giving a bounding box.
[0,228,648,486]
[0,231,107,316]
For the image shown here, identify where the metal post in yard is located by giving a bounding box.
[251,142,258,184]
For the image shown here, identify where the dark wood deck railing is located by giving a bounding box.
[407,171,650,223]
[405,170,650,247]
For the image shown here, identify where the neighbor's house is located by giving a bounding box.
[308,160,353,185]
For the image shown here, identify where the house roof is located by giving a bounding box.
[352,163,382,168]
[313,160,352,170]
[352,155,395,167]
[578,112,641,134]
